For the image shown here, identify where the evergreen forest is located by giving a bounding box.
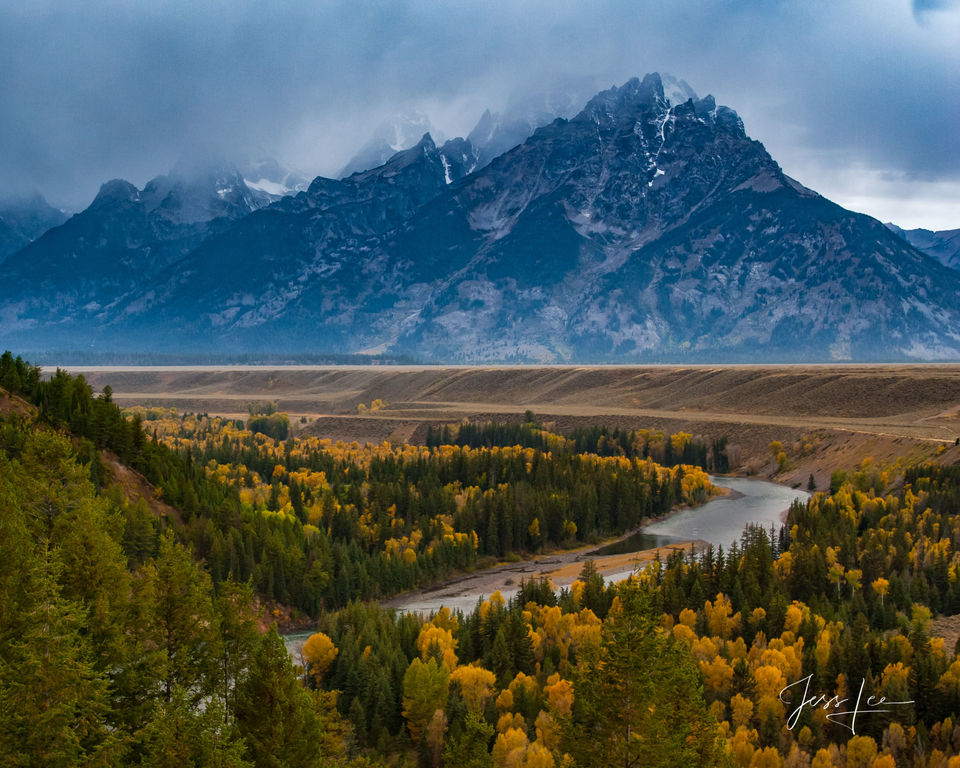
[3,351,960,767]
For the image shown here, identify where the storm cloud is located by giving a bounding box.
[1,0,957,228]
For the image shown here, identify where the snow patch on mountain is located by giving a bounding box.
[244,177,292,196]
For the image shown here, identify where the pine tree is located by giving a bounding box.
[138,687,250,768]
[564,580,726,767]
[0,557,123,767]
[125,530,221,726]
[234,626,330,768]
[215,580,260,723]
[442,711,494,768]
[503,611,535,676]
[489,627,512,686]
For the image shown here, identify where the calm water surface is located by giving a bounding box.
[642,476,808,550]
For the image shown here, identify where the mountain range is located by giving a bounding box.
[2,73,959,362]
[885,223,960,272]
[338,76,602,181]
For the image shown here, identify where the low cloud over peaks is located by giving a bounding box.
[0,0,957,228]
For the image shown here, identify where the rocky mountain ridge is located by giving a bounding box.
[886,223,960,271]
[2,73,958,362]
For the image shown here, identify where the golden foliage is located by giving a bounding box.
[301,631,338,684]
[451,664,496,713]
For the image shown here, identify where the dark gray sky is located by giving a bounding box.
[1,0,958,229]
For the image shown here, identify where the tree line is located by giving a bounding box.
[427,418,731,472]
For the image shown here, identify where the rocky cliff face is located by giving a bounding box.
[3,74,959,361]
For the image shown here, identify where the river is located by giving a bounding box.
[284,476,808,655]
[642,475,807,549]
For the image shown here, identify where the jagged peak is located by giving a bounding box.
[577,74,674,124]
[593,73,664,108]
[467,109,500,147]
[412,132,436,151]
[304,132,448,201]
[337,112,441,178]
[346,133,440,181]
[715,105,746,136]
[92,179,140,205]
[575,73,746,138]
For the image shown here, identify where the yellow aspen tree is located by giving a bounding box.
[729,726,757,767]
[872,578,890,608]
[528,517,542,543]
[845,735,878,768]
[829,563,845,598]
[509,672,540,704]
[418,624,458,670]
[784,604,803,634]
[672,432,693,456]
[451,664,497,713]
[430,605,459,633]
[731,693,754,729]
[811,748,835,768]
[706,593,740,639]
[672,622,697,646]
[753,665,787,698]
[534,710,561,751]
[493,727,529,768]
[845,569,863,593]
[497,712,527,733]
[301,631,338,685]
[750,746,783,768]
[521,742,555,768]
[692,635,720,662]
[679,608,698,627]
[940,660,960,702]
[701,656,734,699]
[544,676,574,716]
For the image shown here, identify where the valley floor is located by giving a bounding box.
[63,363,960,487]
